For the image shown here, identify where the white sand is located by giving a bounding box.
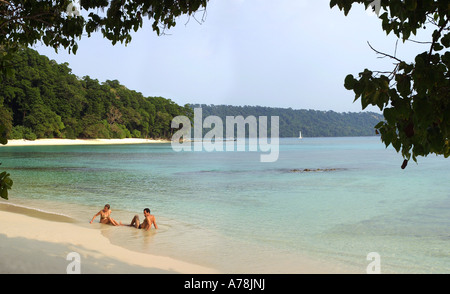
[1,138,171,147]
[0,209,218,274]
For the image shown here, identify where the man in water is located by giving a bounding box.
[127,208,158,231]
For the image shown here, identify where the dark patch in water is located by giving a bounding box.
[175,169,250,177]
[289,168,347,173]
[175,167,347,177]
[7,166,118,172]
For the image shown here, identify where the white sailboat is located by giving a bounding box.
[298,131,303,139]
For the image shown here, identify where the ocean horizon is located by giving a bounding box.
[0,136,448,273]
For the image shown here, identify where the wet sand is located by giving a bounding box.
[0,203,218,274]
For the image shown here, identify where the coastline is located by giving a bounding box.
[0,201,357,274]
[0,137,446,274]
[0,202,218,274]
[1,138,171,147]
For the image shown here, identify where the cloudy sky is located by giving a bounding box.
[35,0,431,113]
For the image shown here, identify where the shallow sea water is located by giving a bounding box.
[1,137,448,273]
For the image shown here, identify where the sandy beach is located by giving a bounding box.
[0,203,218,274]
[1,138,171,147]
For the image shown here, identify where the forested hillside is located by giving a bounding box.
[0,48,193,140]
[189,104,383,138]
[0,48,383,141]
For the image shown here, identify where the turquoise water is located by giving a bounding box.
[0,137,449,273]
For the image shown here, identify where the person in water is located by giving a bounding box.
[127,208,158,231]
[90,204,121,226]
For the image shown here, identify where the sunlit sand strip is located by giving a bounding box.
[1,138,171,147]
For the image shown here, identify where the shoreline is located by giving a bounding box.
[0,201,360,274]
[0,202,218,274]
[1,138,171,147]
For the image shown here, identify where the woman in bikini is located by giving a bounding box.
[89,204,121,226]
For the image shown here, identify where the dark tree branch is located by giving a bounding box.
[367,41,403,63]
[428,19,449,61]
[406,39,433,45]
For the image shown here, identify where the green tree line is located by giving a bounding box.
[0,48,193,141]
[189,104,383,138]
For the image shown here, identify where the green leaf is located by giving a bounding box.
[353,80,363,97]
[344,74,356,90]
[441,33,450,48]
[405,0,417,11]
[396,75,411,97]
[383,108,396,123]
[433,42,444,51]
[0,187,7,200]
[72,43,78,55]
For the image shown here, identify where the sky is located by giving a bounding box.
[34,0,432,113]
